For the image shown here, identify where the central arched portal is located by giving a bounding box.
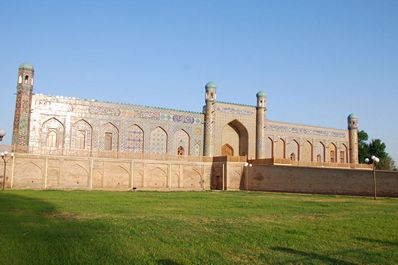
[221,120,249,157]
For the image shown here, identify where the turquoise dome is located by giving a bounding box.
[205,82,217,89]
[256,91,266,97]
[348,113,358,119]
[19,63,34,70]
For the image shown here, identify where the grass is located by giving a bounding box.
[0,190,397,265]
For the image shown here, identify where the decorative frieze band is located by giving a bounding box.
[34,97,203,125]
[89,105,121,116]
[266,125,346,139]
[216,106,254,116]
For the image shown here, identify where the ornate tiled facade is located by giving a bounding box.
[12,64,359,163]
[25,93,204,157]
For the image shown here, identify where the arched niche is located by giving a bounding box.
[316,142,326,162]
[288,139,300,161]
[174,129,190,156]
[150,127,167,154]
[301,141,313,162]
[339,143,348,163]
[221,120,248,156]
[41,118,65,150]
[274,138,286,159]
[101,122,119,151]
[71,119,93,151]
[126,124,144,153]
[328,143,337,163]
[265,137,274,159]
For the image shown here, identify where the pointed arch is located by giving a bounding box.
[328,143,337,163]
[339,143,348,163]
[150,166,167,176]
[71,163,89,175]
[14,162,43,188]
[174,129,190,156]
[316,142,326,162]
[103,122,119,132]
[16,162,43,176]
[117,165,130,176]
[150,127,168,154]
[182,166,202,188]
[275,138,286,159]
[288,139,300,161]
[73,119,92,129]
[42,117,64,127]
[101,122,119,151]
[103,164,130,189]
[126,124,144,153]
[147,167,167,188]
[192,167,202,176]
[221,144,234,156]
[71,119,93,151]
[265,137,274,159]
[302,140,313,162]
[41,117,65,150]
[63,163,89,188]
[221,119,249,156]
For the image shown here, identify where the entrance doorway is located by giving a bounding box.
[221,119,249,157]
[221,144,234,156]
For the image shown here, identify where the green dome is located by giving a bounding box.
[19,63,34,70]
[205,82,217,89]
[256,91,266,97]
[348,113,358,119]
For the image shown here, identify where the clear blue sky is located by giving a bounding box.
[0,0,397,162]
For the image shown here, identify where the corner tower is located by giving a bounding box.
[256,91,267,159]
[204,82,216,157]
[347,113,359,164]
[12,63,34,152]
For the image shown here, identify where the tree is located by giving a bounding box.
[358,130,369,163]
[367,139,387,168]
[358,131,396,170]
[380,156,397,171]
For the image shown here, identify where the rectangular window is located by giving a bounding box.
[105,132,112,151]
[340,151,345,163]
[47,129,57,148]
[77,130,86,150]
[330,150,335,163]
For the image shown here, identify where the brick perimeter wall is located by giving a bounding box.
[2,155,397,197]
[249,165,398,197]
[0,154,214,191]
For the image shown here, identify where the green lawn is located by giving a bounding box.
[0,191,397,265]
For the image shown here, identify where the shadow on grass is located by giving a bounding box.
[268,247,359,265]
[355,237,398,247]
[157,259,183,265]
[0,192,135,265]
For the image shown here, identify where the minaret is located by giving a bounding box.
[203,82,216,157]
[12,63,34,152]
[256,91,267,159]
[347,113,359,164]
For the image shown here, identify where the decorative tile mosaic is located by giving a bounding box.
[216,106,254,116]
[150,127,167,154]
[126,125,144,153]
[266,125,346,139]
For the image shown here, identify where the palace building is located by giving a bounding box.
[12,63,359,164]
